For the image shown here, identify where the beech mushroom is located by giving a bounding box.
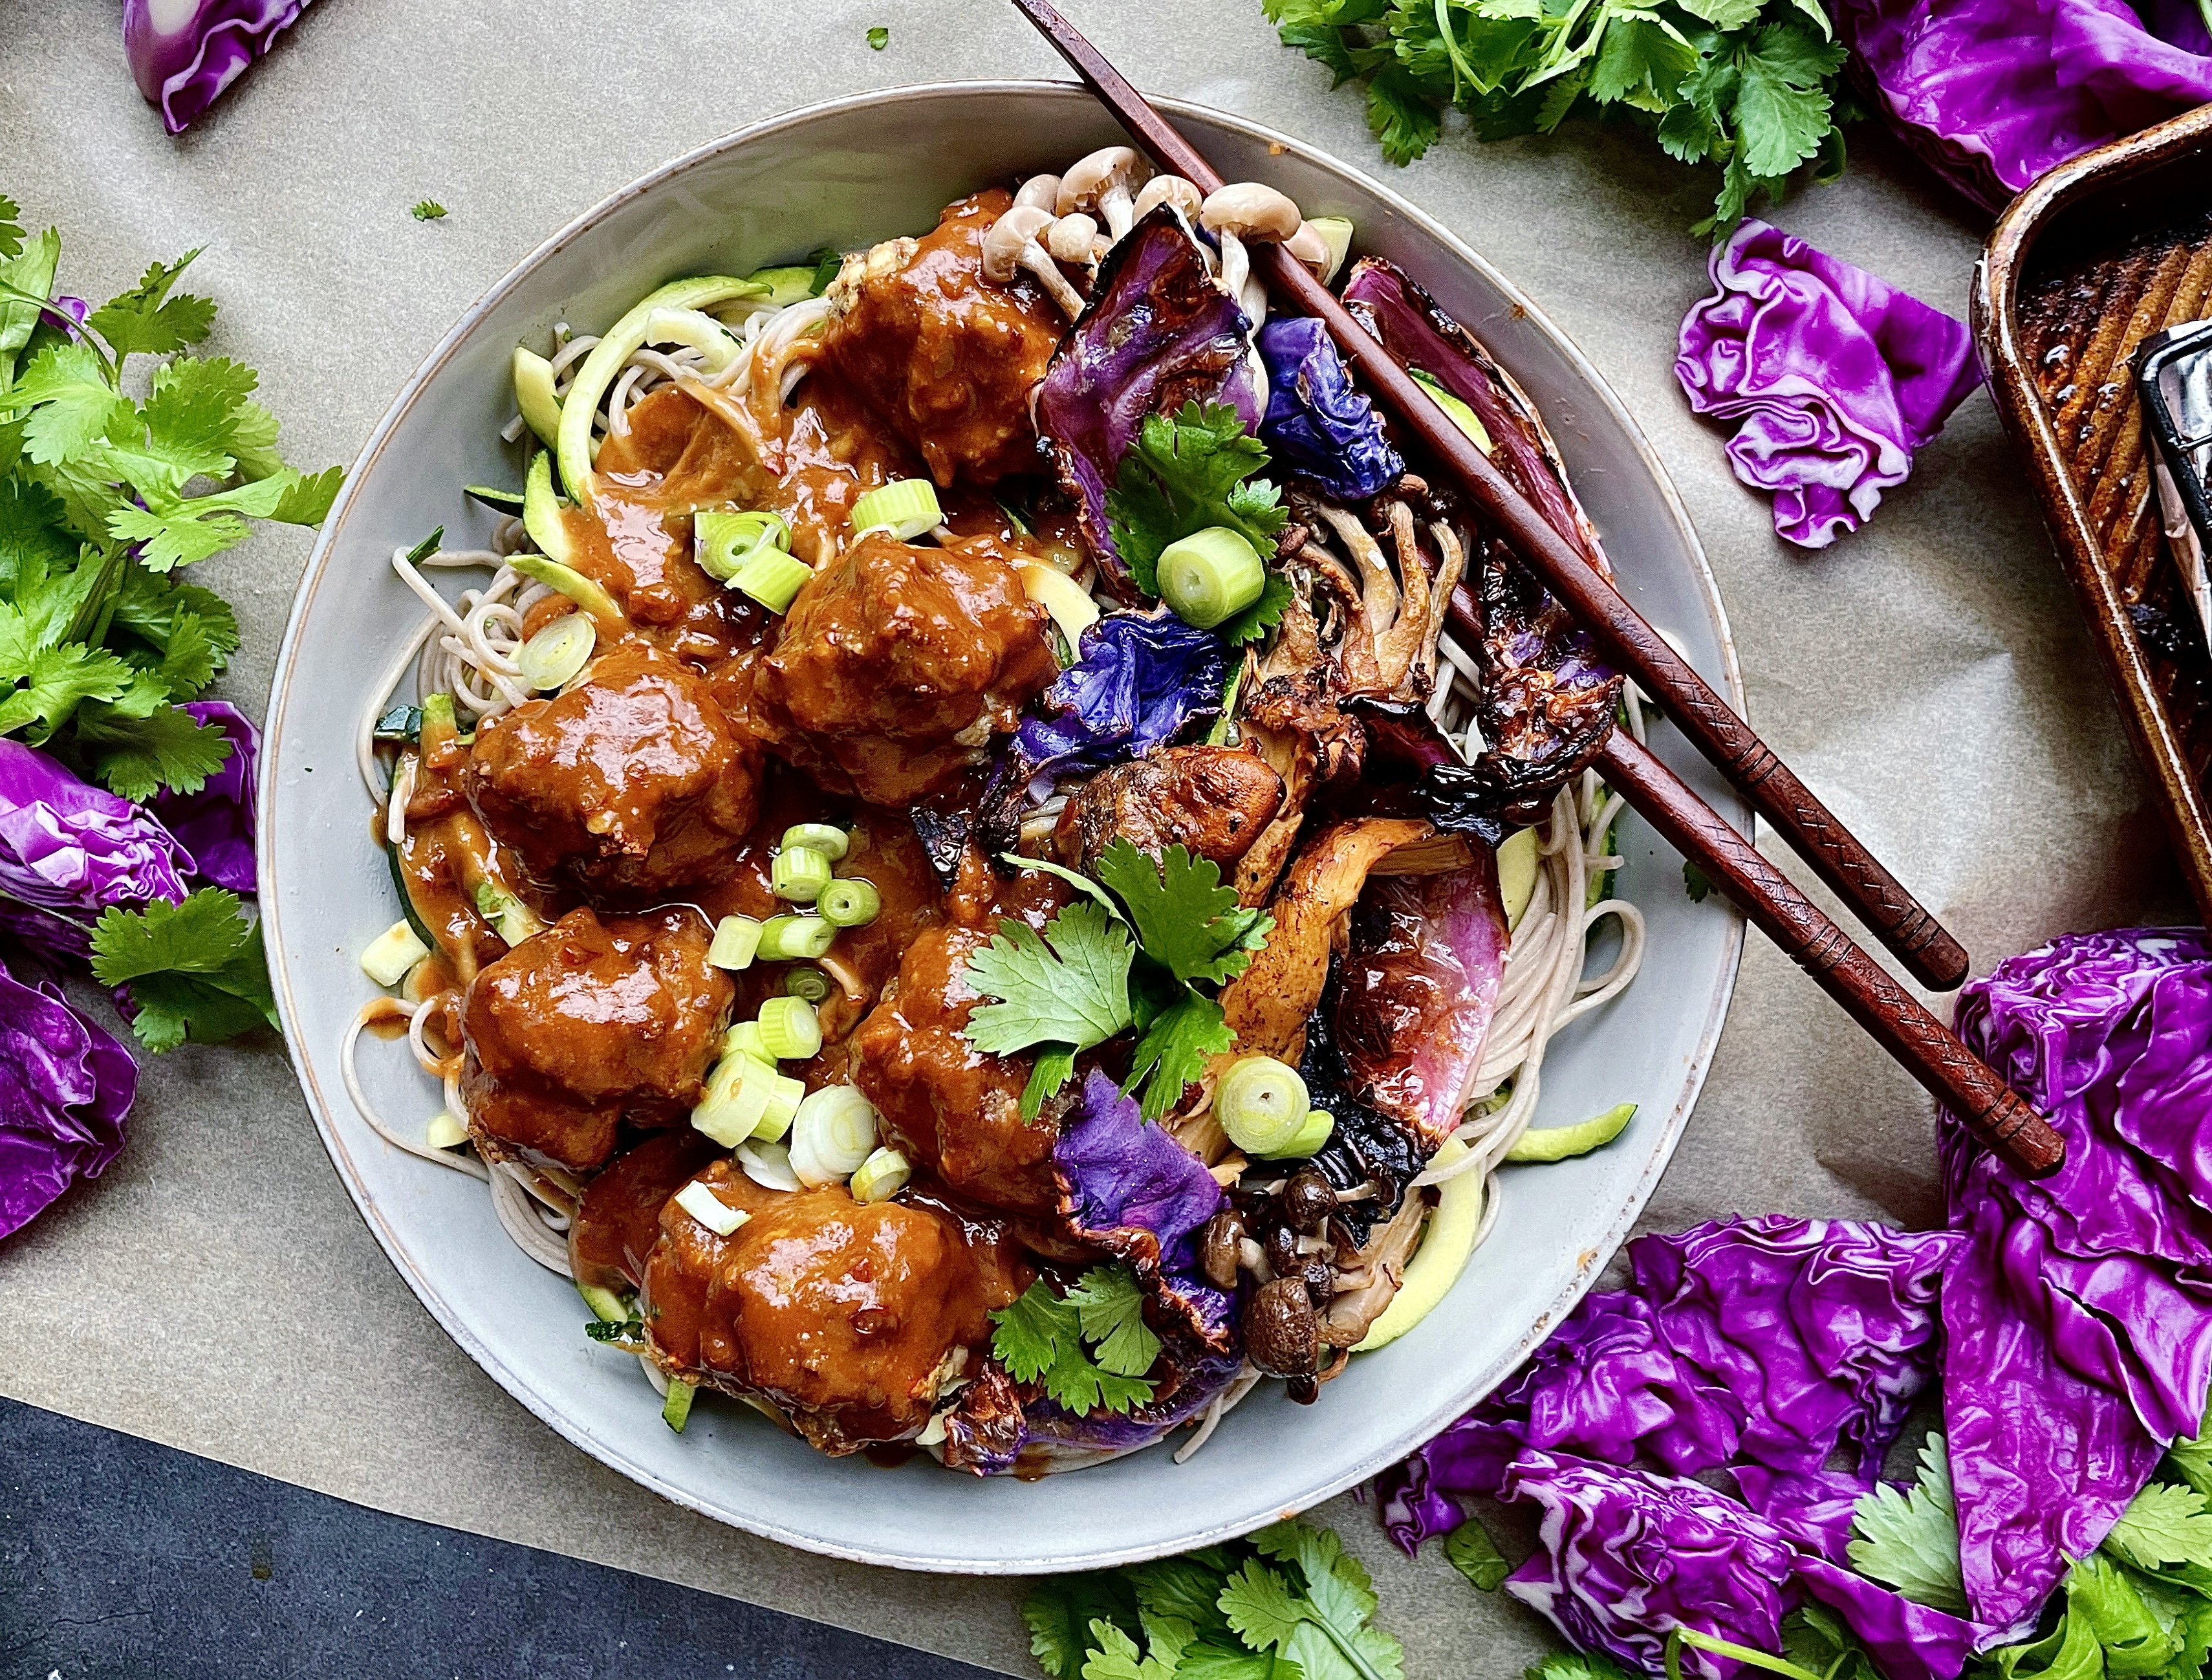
[1201,182,1303,322]
[1046,210,1100,267]
[1014,173,1062,212]
[1057,146,1150,241]
[1285,220,1333,279]
[981,206,1086,318]
[1131,173,1202,224]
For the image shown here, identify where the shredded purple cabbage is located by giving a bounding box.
[0,952,137,1241]
[1054,1067,1225,1296]
[1007,613,1227,797]
[1835,0,2212,213]
[1255,314,1402,502]
[123,0,314,135]
[0,739,192,913]
[1676,221,1981,549]
[149,700,258,893]
[1942,927,2212,1635]
[1033,209,1261,590]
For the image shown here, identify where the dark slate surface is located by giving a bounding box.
[0,1397,1008,1679]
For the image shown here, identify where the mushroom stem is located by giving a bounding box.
[1217,228,1249,305]
[1098,183,1136,241]
[1025,246,1087,316]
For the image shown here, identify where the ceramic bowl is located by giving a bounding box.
[259,81,1746,1573]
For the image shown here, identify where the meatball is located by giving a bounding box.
[640,1166,1012,1452]
[465,642,761,901]
[1052,746,1286,871]
[568,1129,724,1297]
[850,853,1067,1213]
[819,190,1065,485]
[749,530,1054,805]
[460,907,733,1175]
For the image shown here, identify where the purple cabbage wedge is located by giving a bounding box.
[1501,1452,1983,1680]
[1255,314,1403,502]
[0,739,191,914]
[1033,208,1261,591]
[1380,1216,1958,1549]
[123,0,314,135]
[1676,220,1982,550]
[1834,0,2212,214]
[1942,928,2212,1637]
[0,953,138,1241]
[149,700,258,893]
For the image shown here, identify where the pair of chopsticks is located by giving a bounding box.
[1010,0,2065,1179]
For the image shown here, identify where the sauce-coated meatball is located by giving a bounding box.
[461,907,732,1175]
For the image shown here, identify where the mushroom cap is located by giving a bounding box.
[1132,174,1202,222]
[1200,181,1302,243]
[1045,212,1099,264]
[981,204,1057,282]
[1285,219,1332,276]
[1056,145,1150,213]
[1014,173,1062,213]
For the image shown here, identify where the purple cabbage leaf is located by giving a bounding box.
[0,950,138,1241]
[1675,220,1982,550]
[1942,927,2212,1635]
[123,0,315,135]
[1255,314,1403,502]
[1834,0,2212,213]
[0,738,193,913]
[1033,208,1261,590]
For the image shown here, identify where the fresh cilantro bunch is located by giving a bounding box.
[962,841,1274,1121]
[1106,401,1294,648]
[1024,1517,1406,1680]
[992,1262,1164,1416]
[0,192,340,798]
[1261,0,1855,237]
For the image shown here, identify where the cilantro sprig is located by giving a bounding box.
[1023,1517,1406,1680]
[1106,400,1290,646]
[1846,1432,1967,1615]
[0,203,340,798]
[1262,0,1852,237]
[964,842,1274,1120]
[991,1263,1161,1417]
[89,888,279,1053]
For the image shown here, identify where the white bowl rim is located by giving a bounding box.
[259,78,1748,1572]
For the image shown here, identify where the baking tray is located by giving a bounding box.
[1974,103,2212,925]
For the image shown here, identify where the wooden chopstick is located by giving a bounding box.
[1008,0,2066,1177]
[1006,0,1971,997]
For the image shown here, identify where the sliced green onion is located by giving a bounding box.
[1268,1107,1336,1159]
[517,611,596,692]
[511,344,563,449]
[850,479,942,541]
[736,1138,801,1191]
[771,844,833,904]
[693,1053,805,1146]
[781,822,849,862]
[662,1376,697,1433]
[577,1280,631,1323]
[708,914,764,970]
[758,914,834,961]
[1215,1055,1312,1156]
[789,1085,880,1187]
[1503,1102,1636,1164]
[849,1147,911,1205]
[673,1179,752,1236]
[1410,367,1492,454]
[757,996,822,1062]
[695,508,792,583]
[472,878,547,946]
[818,877,881,928]
[782,966,832,1005]
[732,545,811,614]
[361,920,430,988]
[425,1110,470,1151]
[1158,526,1264,629]
[722,1020,769,1062]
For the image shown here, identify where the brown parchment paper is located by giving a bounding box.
[0,1,2195,1674]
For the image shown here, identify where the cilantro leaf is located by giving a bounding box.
[87,253,216,362]
[2107,1482,2212,1574]
[1024,1575,1143,1680]
[0,636,135,740]
[411,200,448,221]
[1220,571,1293,647]
[1367,67,1443,164]
[0,195,21,263]
[6,341,127,467]
[1125,987,1235,1121]
[70,698,234,799]
[962,901,1134,1056]
[1085,1614,1192,1680]
[2164,1408,2212,1499]
[1093,840,1272,986]
[1066,1263,1163,1379]
[1526,1655,1639,1680]
[1730,23,1845,179]
[107,463,342,572]
[990,1267,1159,1415]
[1442,1519,1509,1591]
[1220,1558,1311,1655]
[1847,1433,1966,1614]
[1021,1045,1079,1121]
[0,227,62,389]
[1106,402,1287,597]
[89,888,276,1053]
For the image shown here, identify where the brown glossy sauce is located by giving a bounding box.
[569,1129,726,1294]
